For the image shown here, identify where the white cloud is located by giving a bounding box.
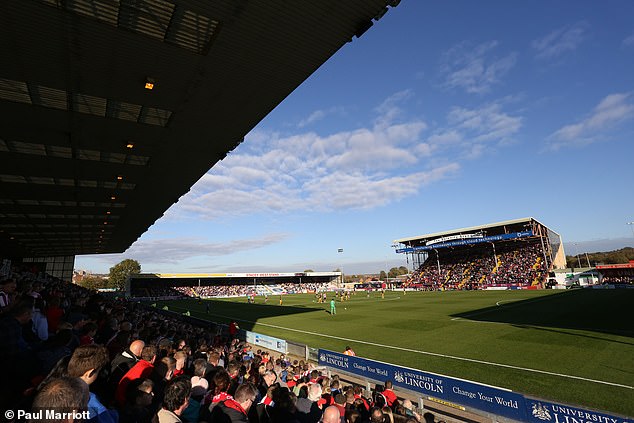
[416,102,523,160]
[532,22,588,60]
[548,92,634,150]
[87,233,290,265]
[623,34,634,48]
[175,119,442,219]
[440,41,517,94]
[297,106,347,128]
[167,92,522,221]
[446,103,522,144]
[373,89,414,128]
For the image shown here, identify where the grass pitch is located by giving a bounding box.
[156,289,634,416]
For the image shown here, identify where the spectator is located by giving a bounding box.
[156,376,192,423]
[119,379,154,423]
[0,278,17,314]
[399,399,421,422]
[67,344,118,423]
[322,405,343,423]
[32,297,49,341]
[368,407,386,423]
[208,382,257,423]
[0,301,33,359]
[116,345,157,407]
[151,356,177,409]
[80,322,99,345]
[30,377,90,423]
[45,296,65,333]
[256,369,278,403]
[173,351,187,377]
[381,381,397,408]
[110,339,145,385]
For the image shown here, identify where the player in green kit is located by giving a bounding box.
[330,298,336,315]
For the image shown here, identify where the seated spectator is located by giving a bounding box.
[398,399,421,422]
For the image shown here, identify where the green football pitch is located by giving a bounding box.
[155,289,634,417]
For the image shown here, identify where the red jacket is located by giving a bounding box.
[115,360,154,406]
[383,389,397,407]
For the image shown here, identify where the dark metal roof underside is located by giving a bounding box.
[0,0,398,258]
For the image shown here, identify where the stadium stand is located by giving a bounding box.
[130,273,338,299]
[395,218,565,290]
[0,264,429,423]
[407,241,547,290]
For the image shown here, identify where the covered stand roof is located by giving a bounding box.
[394,218,537,245]
[0,0,399,258]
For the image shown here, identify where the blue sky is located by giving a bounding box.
[76,1,634,275]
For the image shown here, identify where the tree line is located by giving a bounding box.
[565,247,634,268]
[77,259,141,290]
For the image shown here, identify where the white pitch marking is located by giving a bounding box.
[163,302,633,390]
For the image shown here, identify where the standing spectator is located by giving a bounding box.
[151,356,177,409]
[173,351,187,377]
[110,340,145,384]
[296,383,323,423]
[368,407,386,423]
[208,382,257,423]
[0,301,35,410]
[45,296,65,333]
[119,379,154,423]
[322,406,342,423]
[80,322,99,345]
[0,278,17,314]
[32,297,49,341]
[116,345,157,407]
[229,321,239,338]
[0,301,33,359]
[31,377,90,423]
[67,344,118,423]
[156,376,192,423]
[256,369,277,403]
[107,331,132,360]
[381,381,397,408]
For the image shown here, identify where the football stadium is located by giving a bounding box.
[125,220,632,419]
[1,1,633,423]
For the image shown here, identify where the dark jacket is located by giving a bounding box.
[208,399,249,423]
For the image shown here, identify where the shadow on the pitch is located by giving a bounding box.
[450,288,634,339]
[156,298,325,332]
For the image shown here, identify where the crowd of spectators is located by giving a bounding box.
[140,282,333,299]
[0,265,426,423]
[600,273,634,284]
[406,242,547,290]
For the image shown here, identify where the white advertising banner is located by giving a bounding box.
[246,331,288,353]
